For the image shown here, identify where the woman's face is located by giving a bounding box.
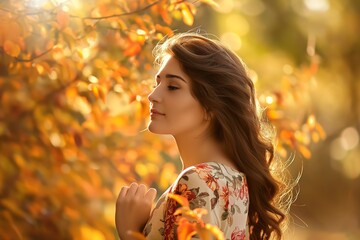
[147,55,208,137]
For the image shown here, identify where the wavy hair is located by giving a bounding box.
[153,33,289,239]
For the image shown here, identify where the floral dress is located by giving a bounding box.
[143,162,250,240]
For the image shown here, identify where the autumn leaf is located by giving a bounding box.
[57,10,70,29]
[155,24,174,37]
[177,218,197,240]
[3,40,21,57]
[298,144,312,159]
[124,40,142,57]
[180,3,194,26]
[168,193,190,207]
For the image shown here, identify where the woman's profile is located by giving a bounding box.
[115,33,289,240]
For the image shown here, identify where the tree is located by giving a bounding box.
[0,0,324,239]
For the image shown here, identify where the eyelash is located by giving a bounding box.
[152,85,179,91]
[168,86,179,90]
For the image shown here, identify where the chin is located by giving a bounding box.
[147,123,167,134]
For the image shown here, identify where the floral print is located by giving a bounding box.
[143,162,249,240]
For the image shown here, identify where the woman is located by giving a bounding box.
[116,33,287,240]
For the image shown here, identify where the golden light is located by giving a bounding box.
[283,64,294,75]
[88,75,99,84]
[215,0,234,13]
[265,95,274,105]
[303,0,330,12]
[330,138,346,161]
[340,127,359,151]
[224,14,250,36]
[49,132,66,147]
[220,32,242,51]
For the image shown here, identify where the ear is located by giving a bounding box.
[204,109,212,121]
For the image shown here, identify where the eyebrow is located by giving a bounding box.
[156,74,187,83]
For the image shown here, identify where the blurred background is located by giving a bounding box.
[0,0,359,239]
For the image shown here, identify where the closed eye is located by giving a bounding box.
[168,86,179,91]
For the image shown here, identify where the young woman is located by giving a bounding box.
[115,33,288,240]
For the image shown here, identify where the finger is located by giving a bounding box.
[145,188,157,202]
[119,186,129,198]
[116,186,129,204]
[135,184,146,197]
[126,182,138,197]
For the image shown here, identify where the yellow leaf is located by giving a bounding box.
[177,218,196,240]
[266,109,284,120]
[155,24,174,37]
[316,123,327,139]
[181,3,194,26]
[312,132,320,143]
[159,5,172,25]
[201,224,225,240]
[80,225,105,240]
[3,40,21,57]
[1,199,28,220]
[298,144,311,159]
[168,193,190,207]
[174,206,189,216]
[124,40,141,57]
[307,114,316,130]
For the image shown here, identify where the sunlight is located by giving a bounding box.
[340,127,359,151]
[220,32,242,51]
[28,0,67,8]
[304,0,329,12]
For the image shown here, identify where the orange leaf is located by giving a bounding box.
[266,109,284,120]
[315,123,326,139]
[124,41,141,57]
[200,224,225,240]
[57,10,69,29]
[181,3,194,26]
[3,40,21,57]
[159,5,172,25]
[0,16,21,45]
[155,24,174,37]
[298,144,311,159]
[177,218,196,240]
[306,114,316,130]
[168,193,189,207]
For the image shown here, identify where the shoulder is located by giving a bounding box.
[169,162,250,228]
[178,162,245,183]
[173,162,247,195]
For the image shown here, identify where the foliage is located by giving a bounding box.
[0,0,324,239]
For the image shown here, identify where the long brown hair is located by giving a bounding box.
[153,33,288,239]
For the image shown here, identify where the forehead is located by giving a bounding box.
[157,55,184,75]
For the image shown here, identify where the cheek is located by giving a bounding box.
[168,95,204,125]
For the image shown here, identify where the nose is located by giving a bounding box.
[148,86,160,104]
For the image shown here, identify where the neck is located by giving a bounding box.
[174,132,227,170]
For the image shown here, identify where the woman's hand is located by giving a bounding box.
[115,182,157,240]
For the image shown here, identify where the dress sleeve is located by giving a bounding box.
[162,163,249,240]
[162,167,222,240]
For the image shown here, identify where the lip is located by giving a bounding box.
[150,109,165,116]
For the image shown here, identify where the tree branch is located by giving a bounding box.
[74,0,160,20]
[18,74,80,119]
[0,47,54,62]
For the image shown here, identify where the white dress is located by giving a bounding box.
[143,162,250,240]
